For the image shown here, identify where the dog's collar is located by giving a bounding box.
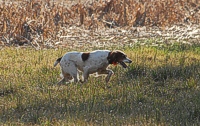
[112,62,118,65]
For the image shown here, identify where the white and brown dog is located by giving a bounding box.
[54,50,132,85]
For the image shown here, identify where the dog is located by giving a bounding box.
[54,50,132,85]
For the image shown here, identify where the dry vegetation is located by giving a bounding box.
[0,0,200,49]
[1,0,200,125]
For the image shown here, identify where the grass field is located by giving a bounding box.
[1,43,200,125]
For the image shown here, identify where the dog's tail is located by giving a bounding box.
[54,57,62,67]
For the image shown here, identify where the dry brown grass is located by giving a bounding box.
[0,0,200,48]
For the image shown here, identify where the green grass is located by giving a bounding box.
[1,44,200,125]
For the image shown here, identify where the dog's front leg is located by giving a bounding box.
[105,69,114,83]
[98,69,114,83]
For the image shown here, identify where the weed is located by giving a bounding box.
[1,44,200,125]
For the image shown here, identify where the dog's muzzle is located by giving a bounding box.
[119,58,132,68]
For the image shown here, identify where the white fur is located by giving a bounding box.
[54,50,132,85]
[54,50,113,84]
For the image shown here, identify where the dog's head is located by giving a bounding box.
[107,50,132,68]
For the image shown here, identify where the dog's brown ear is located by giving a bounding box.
[107,51,117,64]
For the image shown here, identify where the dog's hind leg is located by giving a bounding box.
[56,78,65,85]
[66,62,79,83]
[70,71,79,83]
[56,71,72,85]
[81,67,90,84]
[82,71,89,84]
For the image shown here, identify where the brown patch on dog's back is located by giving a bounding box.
[82,52,90,61]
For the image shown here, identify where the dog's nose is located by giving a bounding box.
[129,60,132,63]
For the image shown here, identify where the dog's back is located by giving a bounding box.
[54,51,81,67]
[83,50,110,63]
